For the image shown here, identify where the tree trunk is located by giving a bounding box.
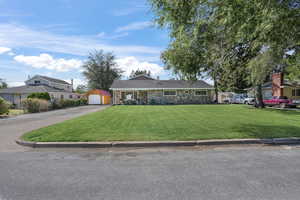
[213,77,219,104]
[255,84,265,108]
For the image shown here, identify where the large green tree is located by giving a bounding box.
[75,84,88,94]
[82,51,123,91]
[149,0,299,107]
[0,78,8,89]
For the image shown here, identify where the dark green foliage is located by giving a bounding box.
[0,97,10,115]
[0,78,7,89]
[51,98,88,109]
[123,99,137,105]
[149,0,300,107]
[129,69,152,79]
[149,99,158,105]
[27,92,51,101]
[82,50,123,91]
[75,85,88,94]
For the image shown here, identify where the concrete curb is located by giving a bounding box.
[16,138,300,148]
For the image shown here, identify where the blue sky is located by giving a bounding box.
[0,0,172,87]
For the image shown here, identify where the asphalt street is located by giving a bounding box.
[1,145,300,200]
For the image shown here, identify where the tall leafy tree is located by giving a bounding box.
[149,0,300,107]
[0,78,8,89]
[75,84,88,94]
[82,51,123,91]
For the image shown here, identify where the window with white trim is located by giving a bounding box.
[292,89,300,96]
[164,91,177,96]
[195,90,207,96]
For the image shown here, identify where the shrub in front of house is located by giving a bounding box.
[51,98,88,109]
[79,98,88,105]
[149,99,158,105]
[51,99,63,110]
[123,99,137,105]
[22,98,50,113]
[0,97,10,115]
[27,92,51,101]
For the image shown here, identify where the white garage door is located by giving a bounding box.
[88,95,101,104]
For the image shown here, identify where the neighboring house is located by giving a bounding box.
[0,75,81,108]
[247,73,300,100]
[110,75,214,105]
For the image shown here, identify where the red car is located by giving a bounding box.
[263,96,296,108]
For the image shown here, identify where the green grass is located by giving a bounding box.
[22,105,300,142]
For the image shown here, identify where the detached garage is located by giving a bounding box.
[86,89,111,105]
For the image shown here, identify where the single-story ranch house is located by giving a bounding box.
[0,75,81,108]
[110,75,214,105]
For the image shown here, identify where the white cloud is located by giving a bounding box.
[96,32,106,37]
[116,21,152,32]
[68,78,87,88]
[0,46,11,54]
[0,23,161,61]
[111,2,147,16]
[14,53,83,72]
[96,31,129,39]
[116,56,164,77]
[8,81,24,87]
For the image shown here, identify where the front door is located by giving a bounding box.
[139,91,148,104]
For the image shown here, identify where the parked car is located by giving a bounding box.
[243,97,255,105]
[292,99,300,105]
[231,94,247,104]
[231,96,244,104]
[263,96,296,108]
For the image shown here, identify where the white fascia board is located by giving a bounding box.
[111,88,215,90]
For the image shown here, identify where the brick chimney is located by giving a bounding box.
[71,79,74,92]
[272,73,283,96]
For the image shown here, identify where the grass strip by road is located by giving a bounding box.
[22,105,300,142]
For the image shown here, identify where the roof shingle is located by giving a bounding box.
[110,80,213,89]
[35,75,70,85]
[0,85,69,94]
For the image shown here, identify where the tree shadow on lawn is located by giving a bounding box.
[232,124,300,139]
[264,109,300,116]
[245,106,300,116]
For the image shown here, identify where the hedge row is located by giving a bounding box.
[27,92,51,100]
[22,98,88,113]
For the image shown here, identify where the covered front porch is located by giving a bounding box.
[112,90,148,105]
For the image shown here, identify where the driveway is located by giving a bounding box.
[0,105,110,152]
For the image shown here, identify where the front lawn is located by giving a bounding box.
[22,105,300,142]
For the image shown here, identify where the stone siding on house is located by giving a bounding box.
[112,89,213,105]
[148,90,212,104]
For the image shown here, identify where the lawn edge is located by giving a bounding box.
[16,138,300,148]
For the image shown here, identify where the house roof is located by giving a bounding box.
[86,89,111,96]
[246,80,300,91]
[282,80,300,87]
[0,85,69,94]
[110,80,213,90]
[29,75,71,85]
